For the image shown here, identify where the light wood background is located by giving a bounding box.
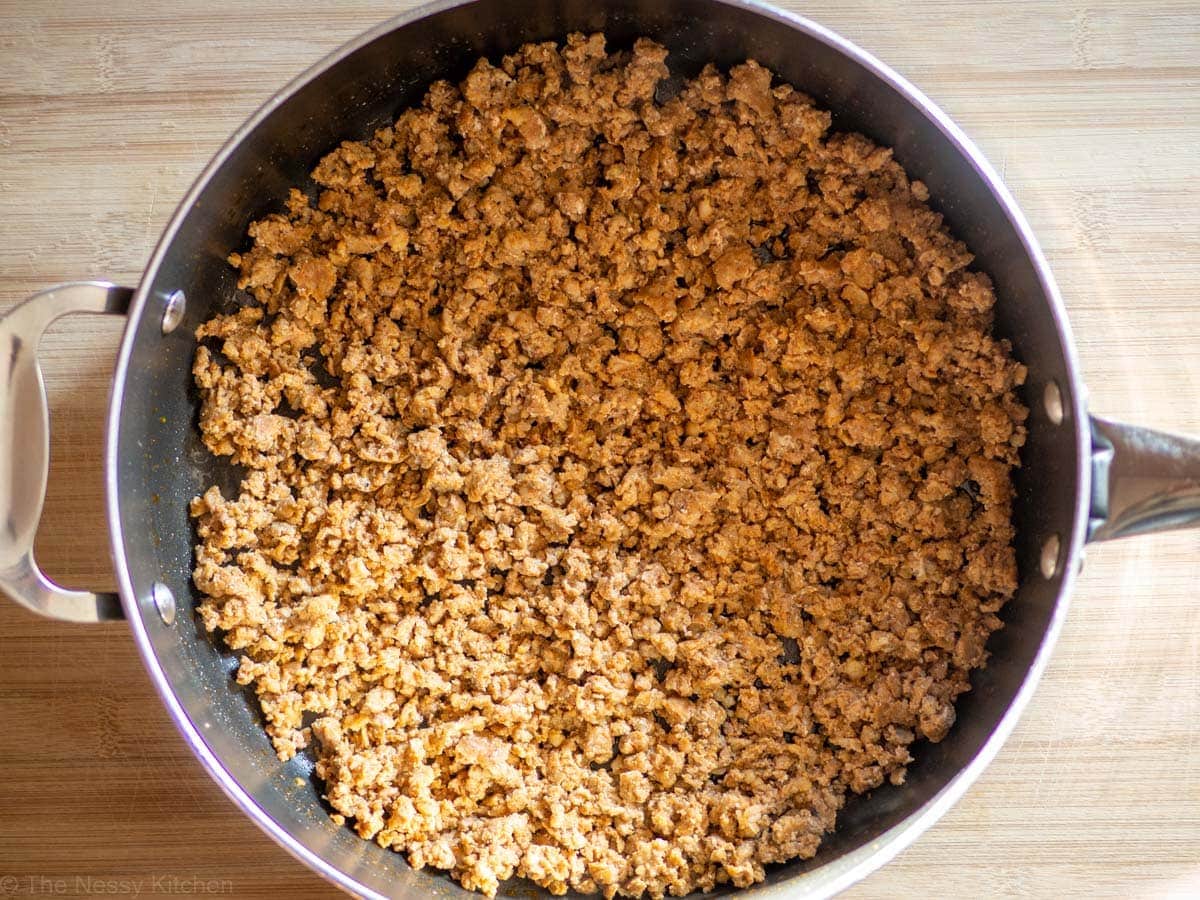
[1,1,1198,897]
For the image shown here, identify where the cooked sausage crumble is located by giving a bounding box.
[191,34,1027,898]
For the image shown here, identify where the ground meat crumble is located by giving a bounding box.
[191,34,1027,898]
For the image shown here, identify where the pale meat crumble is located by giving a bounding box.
[191,34,1028,898]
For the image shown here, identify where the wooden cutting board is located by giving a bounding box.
[1,1,1197,897]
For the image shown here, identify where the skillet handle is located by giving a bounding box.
[0,282,133,622]
[1088,415,1200,542]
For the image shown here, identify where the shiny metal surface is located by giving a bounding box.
[1039,534,1062,580]
[151,581,177,625]
[161,289,187,335]
[1088,416,1200,542]
[0,282,130,623]
[1043,380,1065,427]
[101,1,1091,896]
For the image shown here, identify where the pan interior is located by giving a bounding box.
[111,1,1082,896]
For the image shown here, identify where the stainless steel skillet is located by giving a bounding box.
[3,1,1199,897]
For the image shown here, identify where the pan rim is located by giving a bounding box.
[103,1,1092,897]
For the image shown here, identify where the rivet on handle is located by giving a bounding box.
[1043,380,1064,426]
[161,289,187,334]
[151,581,176,625]
[1039,534,1061,579]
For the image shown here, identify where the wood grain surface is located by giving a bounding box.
[1,1,1198,897]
